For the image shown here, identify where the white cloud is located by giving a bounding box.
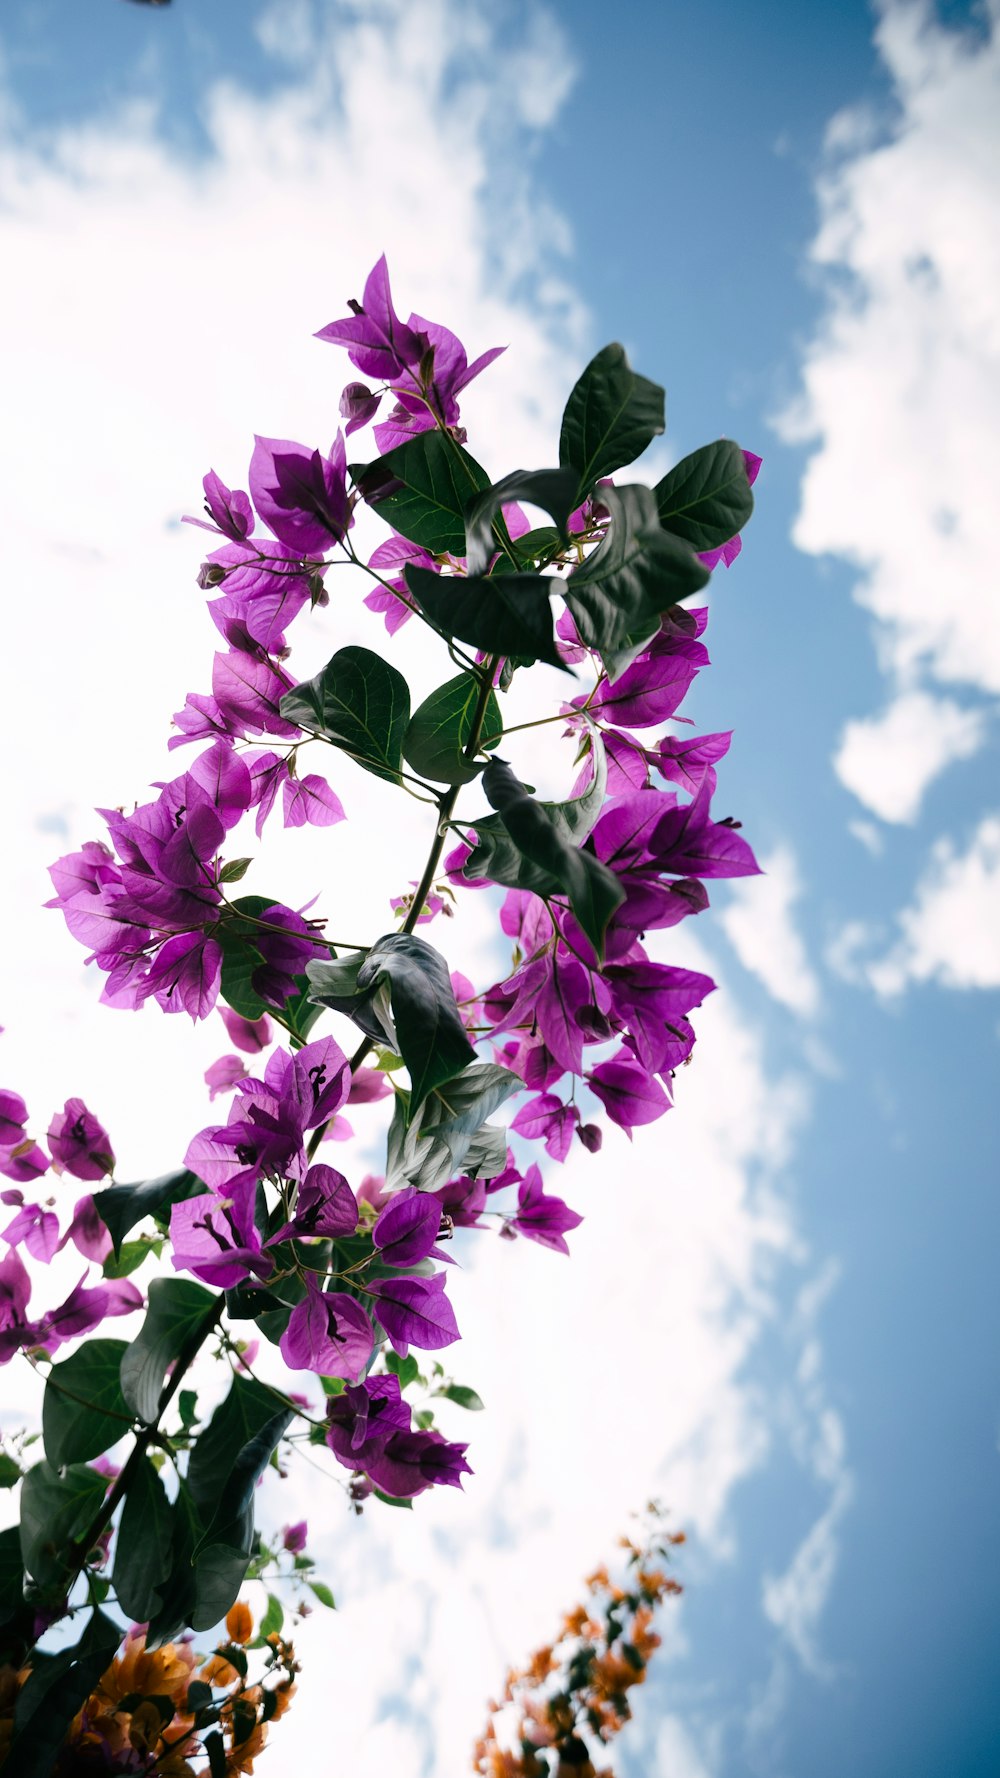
[719,844,821,1018]
[834,690,987,824]
[779,0,1000,815]
[859,814,1000,995]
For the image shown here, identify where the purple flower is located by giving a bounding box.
[365,1428,471,1499]
[339,382,382,434]
[250,902,323,1008]
[0,1247,35,1362]
[0,1091,28,1149]
[325,1374,411,1466]
[647,780,760,879]
[510,1094,579,1163]
[582,633,700,729]
[0,1140,50,1185]
[249,433,351,555]
[511,1164,583,1255]
[211,650,298,741]
[47,1099,115,1182]
[656,730,732,797]
[267,1164,358,1244]
[367,1271,460,1358]
[282,1520,308,1554]
[282,773,346,830]
[184,469,255,542]
[58,1195,113,1264]
[205,1054,248,1100]
[2,1196,59,1263]
[279,1273,374,1380]
[316,256,424,383]
[36,1275,143,1351]
[372,1189,443,1268]
[588,1055,671,1135]
[346,1066,392,1106]
[602,960,716,1075]
[169,1182,273,1289]
[186,742,254,830]
[137,931,223,1020]
[220,1006,274,1054]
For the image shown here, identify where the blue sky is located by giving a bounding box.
[0,1,997,1774]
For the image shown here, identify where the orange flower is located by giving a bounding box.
[226,1601,254,1645]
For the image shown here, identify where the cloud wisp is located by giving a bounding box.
[779,0,1000,825]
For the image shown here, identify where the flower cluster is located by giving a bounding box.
[1,254,760,1758]
[473,1502,684,1777]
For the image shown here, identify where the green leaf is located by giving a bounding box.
[357,933,477,1111]
[404,564,566,670]
[0,1525,25,1625]
[559,343,664,500]
[352,430,489,554]
[194,1406,293,1564]
[255,1592,284,1641]
[7,1608,123,1778]
[112,1455,173,1621]
[319,1374,345,1396]
[280,645,411,785]
[310,933,476,1114]
[0,1453,22,1489]
[93,1169,204,1259]
[178,1389,199,1431]
[120,1277,216,1425]
[403,672,502,787]
[470,755,623,954]
[102,1235,164,1279]
[205,1729,227,1778]
[384,1062,521,1194]
[309,1580,336,1608]
[434,1383,485,1411]
[218,856,253,885]
[186,1679,214,1711]
[19,1461,107,1591]
[654,438,753,550]
[564,485,709,671]
[383,1352,420,1390]
[373,1488,413,1510]
[144,1483,202,1649]
[464,467,580,576]
[187,1373,289,1521]
[42,1338,131,1467]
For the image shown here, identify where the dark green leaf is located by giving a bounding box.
[205,1729,227,1778]
[559,343,664,500]
[280,645,411,785]
[186,1679,214,1710]
[19,1461,107,1591]
[187,1374,288,1520]
[7,1608,122,1778]
[195,1406,293,1565]
[564,485,709,672]
[120,1277,216,1425]
[654,438,753,550]
[373,1488,413,1510]
[145,1484,203,1649]
[0,1453,22,1489]
[404,563,567,670]
[356,933,477,1111]
[192,1544,253,1633]
[384,1062,521,1194]
[0,1526,24,1623]
[112,1455,172,1621]
[178,1389,199,1431]
[434,1383,485,1411]
[42,1338,131,1467]
[403,672,502,786]
[309,1579,337,1608]
[352,431,489,554]
[93,1169,204,1258]
[464,467,580,575]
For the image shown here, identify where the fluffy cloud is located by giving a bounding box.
[834,691,987,825]
[779,0,1000,820]
[835,814,1000,996]
[719,843,821,1018]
